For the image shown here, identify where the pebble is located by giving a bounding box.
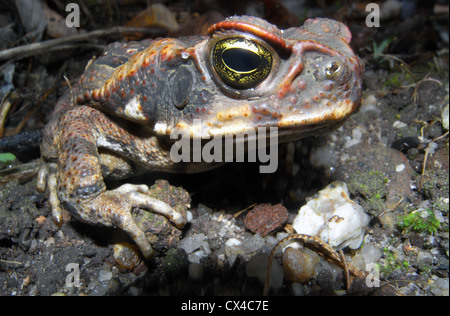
[396,163,405,172]
[344,128,363,148]
[188,250,205,264]
[351,243,382,270]
[393,120,408,129]
[310,145,338,167]
[360,93,379,112]
[244,203,288,237]
[431,278,449,296]
[99,269,112,282]
[240,233,265,254]
[264,235,278,247]
[245,253,284,290]
[441,103,448,130]
[292,181,370,250]
[282,247,319,283]
[178,233,207,254]
[225,237,241,247]
[197,203,213,216]
[113,242,140,271]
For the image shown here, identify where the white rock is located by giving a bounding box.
[225,238,241,247]
[241,233,265,254]
[352,243,382,270]
[224,238,243,263]
[188,250,205,264]
[292,182,370,250]
[441,103,449,130]
[396,163,405,172]
[264,235,278,247]
[393,120,407,129]
[276,232,289,241]
[99,269,112,282]
[178,233,207,254]
[201,241,211,254]
[352,128,363,141]
[245,253,283,290]
[310,146,337,167]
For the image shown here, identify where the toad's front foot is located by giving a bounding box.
[39,169,187,258]
[92,184,187,257]
[84,184,186,258]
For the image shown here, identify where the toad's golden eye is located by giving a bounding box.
[212,37,272,89]
[325,61,344,79]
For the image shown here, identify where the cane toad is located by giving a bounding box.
[37,16,364,258]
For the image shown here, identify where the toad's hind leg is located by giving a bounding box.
[47,106,186,258]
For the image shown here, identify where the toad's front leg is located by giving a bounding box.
[38,106,186,258]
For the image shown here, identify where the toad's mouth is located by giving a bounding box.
[154,115,349,148]
[154,97,359,141]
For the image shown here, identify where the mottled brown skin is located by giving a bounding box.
[38,16,364,258]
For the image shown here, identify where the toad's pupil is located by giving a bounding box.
[222,48,260,73]
[327,62,340,74]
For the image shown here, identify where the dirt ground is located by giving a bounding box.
[0,0,448,296]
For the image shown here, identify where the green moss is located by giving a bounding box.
[379,247,410,277]
[385,73,403,88]
[348,170,389,215]
[398,209,441,234]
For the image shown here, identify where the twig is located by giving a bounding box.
[410,73,443,104]
[372,53,415,78]
[419,143,432,192]
[0,94,13,137]
[433,130,449,143]
[418,131,449,192]
[339,250,350,292]
[0,26,166,61]
[0,259,23,265]
[378,197,404,219]
[233,203,256,218]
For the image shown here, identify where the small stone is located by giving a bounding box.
[246,253,284,290]
[351,243,382,270]
[197,203,213,216]
[396,163,405,172]
[244,203,288,237]
[178,233,207,254]
[114,242,140,271]
[282,247,319,283]
[99,269,112,282]
[393,120,407,129]
[224,238,242,260]
[225,237,241,247]
[441,103,449,130]
[431,278,449,296]
[241,233,265,254]
[188,250,205,263]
